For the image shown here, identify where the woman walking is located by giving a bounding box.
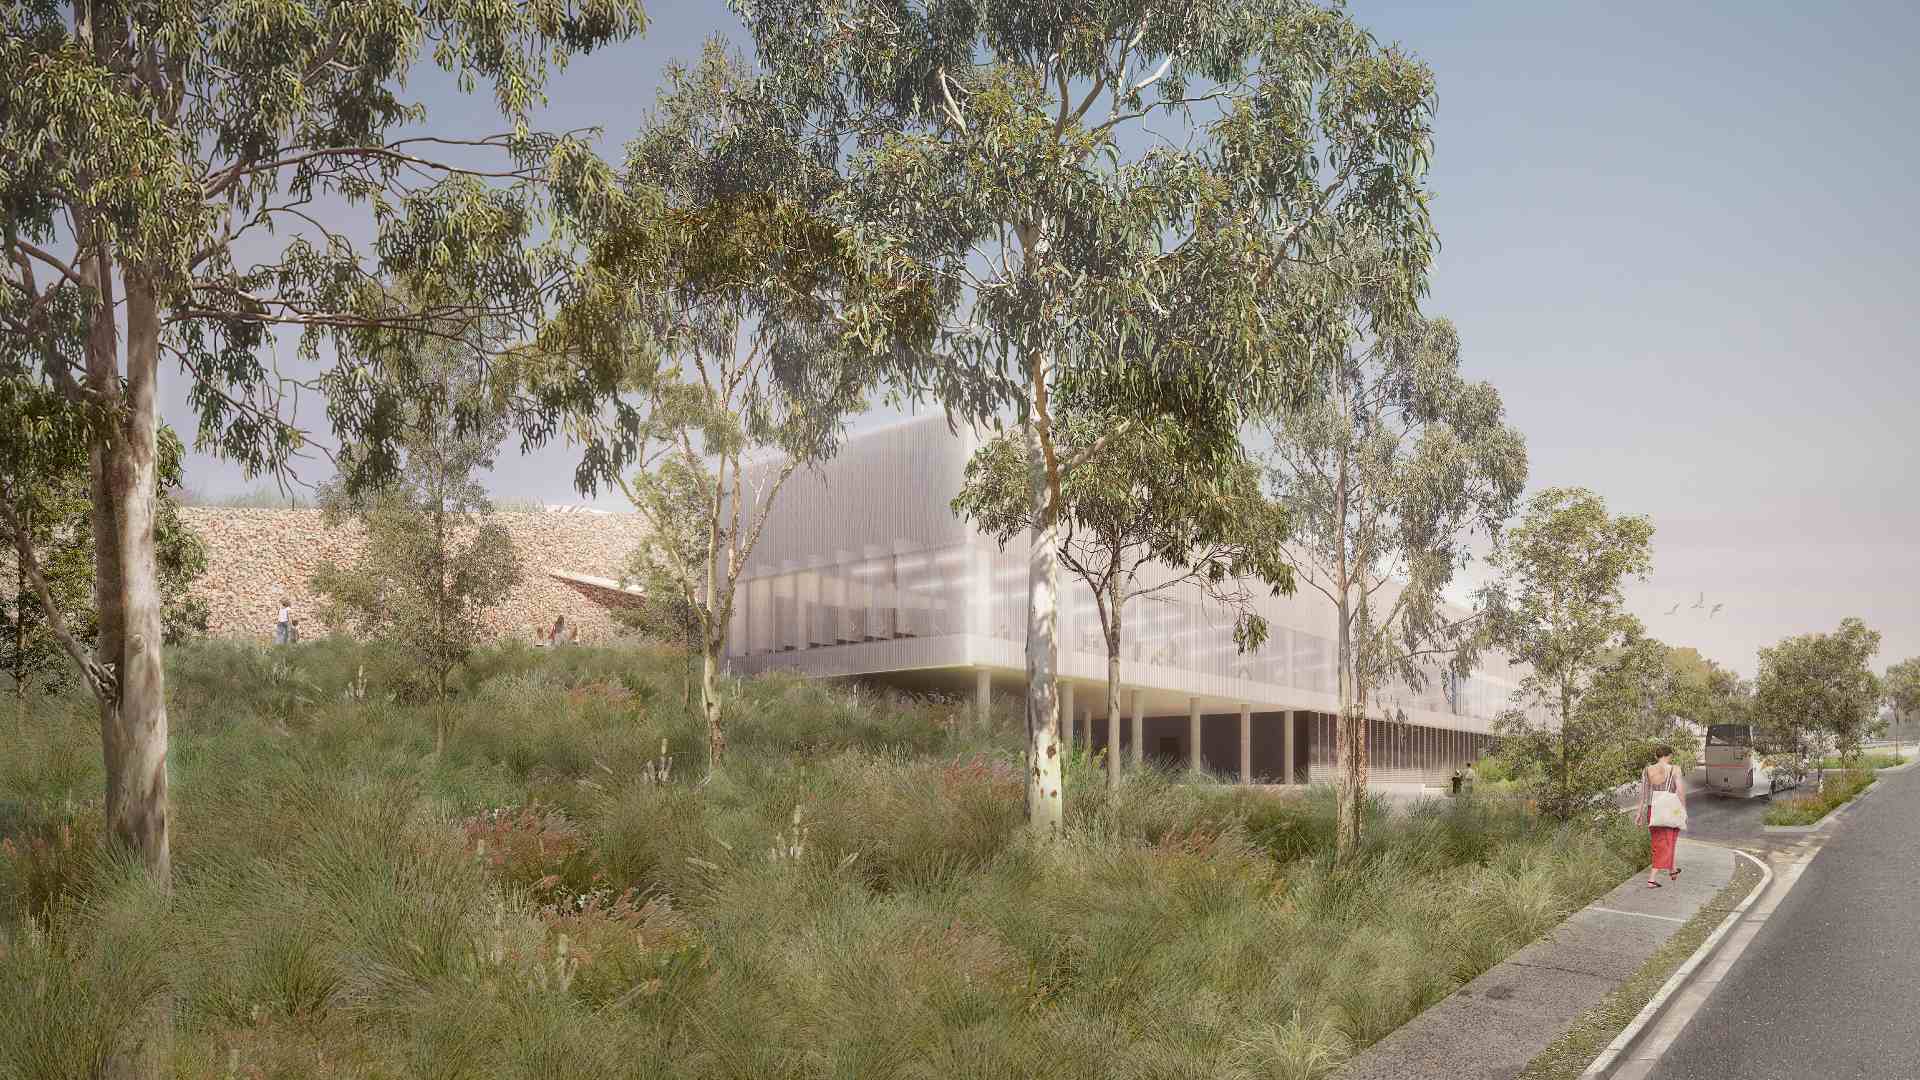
[1638,744,1687,888]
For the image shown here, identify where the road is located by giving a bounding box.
[1648,764,1920,1079]
[1675,765,1791,848]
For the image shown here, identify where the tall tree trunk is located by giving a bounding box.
[101,272,172,881]
[1335,604,1366,862]
[701,478,728,769]
[1024,421,1064,834]
[1333,424,1364,862]
[1559,683,1573,820]
[13,501,24,701]
[1105,580,1123,791]
[700,639,726,766]
[81,248,172,884]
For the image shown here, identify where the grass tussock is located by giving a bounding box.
[1764,769,1875,827]
[0,640,1643,1080]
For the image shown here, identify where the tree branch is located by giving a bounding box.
[10,239,87,292]
[0,500,115,702]
[935,67,969,135]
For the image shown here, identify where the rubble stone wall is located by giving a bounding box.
[180,507,650,645]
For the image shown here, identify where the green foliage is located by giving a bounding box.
[2,0,648,878]
[0,387,209,693]
[736,0,1445,439]
[0,0,649,485]
[1489,488,1656,819]
[1260,292,1527,857]
[1813,752,1903,771]
[953,411,1293,680]
[1883,656,1920,732]
[1265,308,1531,671]
[545,44,895,759]
[309,342,523,701]
[1763,769,1874,827]
[1754,618,1884,774]
[737,0,1453,826]
[0,640,1642,1077]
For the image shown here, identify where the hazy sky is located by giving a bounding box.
[164,1,1920,677]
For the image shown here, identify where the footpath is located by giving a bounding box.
[1340,838,1737,1080]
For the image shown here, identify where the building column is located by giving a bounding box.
[1061,680,1076,759]
[1130,690,1145,769]
[1239,703,1252,785]
[1188,697,1203,773]
[1283,709,1296,785]
[975,668,991,729]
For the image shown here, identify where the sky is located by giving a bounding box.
[162,0,1920,677]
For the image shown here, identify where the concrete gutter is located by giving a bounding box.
[1579,847,1772,1078]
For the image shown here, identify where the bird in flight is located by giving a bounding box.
[1691,592,1706,610]
[1664,602,1680,616]
[1710,603,1724,618]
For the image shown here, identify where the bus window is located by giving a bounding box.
[1706,724,1750,747]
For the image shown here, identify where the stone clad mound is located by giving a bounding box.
[182,507,648,645]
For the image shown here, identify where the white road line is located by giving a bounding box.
[1590,906,1688,924]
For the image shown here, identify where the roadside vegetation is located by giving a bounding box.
[1813,751,1906,771]
[1764,769,1876,827]
[1,642,1642,1079]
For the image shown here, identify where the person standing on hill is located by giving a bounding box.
[1638,744,1687,888]
[274,600,292,645]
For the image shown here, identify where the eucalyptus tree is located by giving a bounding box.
[1487,487,1655,819]
[538,44,901,767]
[1530,633,1709,797]
[1261,302,1526,857]
[0,0,646,879]
[310,343,522,707]
[1754,618,1884,773]
[954,412,1293,789]
[734,0,1443,833]
[1884,656,1920,748]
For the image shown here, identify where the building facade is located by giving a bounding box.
[726,416,1539,786]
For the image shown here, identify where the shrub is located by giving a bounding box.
[0,800,105,928]
[1765,769,1874,826]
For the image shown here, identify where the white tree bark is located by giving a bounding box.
[90,267,172,882]
[1024,421,1064,834]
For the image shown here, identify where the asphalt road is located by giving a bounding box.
[1648,765,1920,1079]
[1677,766,1793,848]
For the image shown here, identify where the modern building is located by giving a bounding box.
[727,416,1539,786]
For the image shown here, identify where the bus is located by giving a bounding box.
[1703,723,1801,797]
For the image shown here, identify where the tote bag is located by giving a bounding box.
[1648,788,1687,830]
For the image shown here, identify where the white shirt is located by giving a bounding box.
[278,605,291,625]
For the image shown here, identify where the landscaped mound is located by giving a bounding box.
[1,642,1641,1079]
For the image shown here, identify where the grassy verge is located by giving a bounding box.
[1764,769,1875,826]
[1814,752,1907,771]
[1516,856,1764,1080]
[1,640,1644,1080]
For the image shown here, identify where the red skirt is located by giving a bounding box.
[1649,826,1680,871]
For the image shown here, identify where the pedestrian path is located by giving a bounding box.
[1339,839,1737,1080]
